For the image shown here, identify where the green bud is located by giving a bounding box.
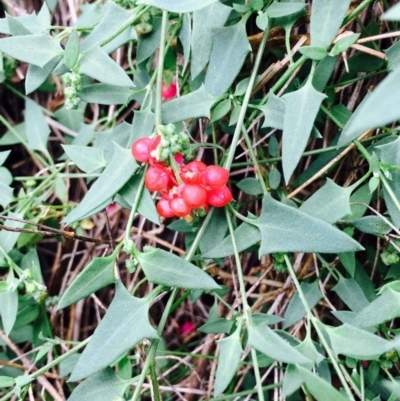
[125,259,137,273]
[64,86,77,97]
[160,149,170,160]
[62,73,72,85]
[25,282,37,294]
[25,179,36,188]
[135,22,153,35]
[381,250,399,266]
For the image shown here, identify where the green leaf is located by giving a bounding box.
[64,143,138,225]
[0,150,10,166]
[323,323,389,360]
[282,81,326,183]
[376,137,400,227]
[252,313,284,325]
[350,216,392,235]
[0,212,24,253]
[69,281,158,381]
[214,327,243,396]
[205,22,251,97]
[78,84,132,105]
[0,376,14,388]
[137,0,218,12]
[161,85,216,124]
[64,30,80,70]
[293,364,349,401]
[25,98,51,156]
[256,11,269,31]
[136,248,220,290]
[269,168,281,190]
[310,0,351,49]
[385,40,400,70]
[338,67,400,146]
[80,46,134,87]
[62,145,107,174]
[248,321,310,364]
[58,251,118,310]
[331,276,369,312]
[298,45,328,61]
[199,208,228,255]
[237,178,263,196]
[254,196,363,256]
[116,173,160,226]
[25,55,62,95]
[203,221,261,259]
[0,289,18,336]
[6,14,33,36]
[354,288,400,328]
[299,179,352,224]
[0,34,62,67]
[338,252,356,277]
[0,183,13,209]
[330,33,360,56]
[382,3,400,20]
[68,368,128,401]
[179,13,191,72]
[282,364,306,398]
[267,1,305,18]
[190,2,231,80]
[211,99,231,122]
[283,282,322,329]
[198,318,233,334]
[259,91,285,130]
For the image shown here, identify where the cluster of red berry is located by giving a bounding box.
[131,136,233,219]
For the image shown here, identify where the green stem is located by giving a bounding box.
[224,24,270,170]
[285,26,294,65]
[342,0,376,26]
[155,10,169,128]
[225,209,264,401]
[284,255,356,401]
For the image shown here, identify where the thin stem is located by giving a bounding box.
[342,0,376,26]
[284,255,356,401]
[224,24,270,170]
[225,209,265,401]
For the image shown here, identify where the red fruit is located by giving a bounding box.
[206,186,233,207]
[161,81,177,100]
[131,137,152,163]
[181,184,207,208]
[203,165,229,189]
[180,321,196,335]
[156,199,174,218]
[145,166,170,191]
[180,161,207,185]
[170,197,192,217]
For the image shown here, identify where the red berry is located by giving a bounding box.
[206,186,232,207]
[145,166,170,191]
[180,161,207,185]
[161,81,177,100]
[181,184,207,208]
[156,199,174,218]
[170,197,192,217]
[180,321,196,335]
[131,137,152,163]
[203,165,229,189]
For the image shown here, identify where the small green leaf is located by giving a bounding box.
[69,281,158,381]
[323,323,389,360]
[64,30,80,70]
[68,368,128,401]
[237,177,263,196]
[190,2,231,80]
[256,11,269,31]
[136,0,219,12]
[332,276,369,312]
[161,85,216,124]
[178,13,191,72]
[78,84,132,105]
[310,0,352,49]
[214,327,243,396]
[248,322,310,364]
[58,250,118,310]
[199,208,228,255]
[0,212,24,253]
[254,196,363,256]
[198,318,233,334]
[350,216,392,235]
[80,46,134,87]
[0,376,14,388]
[203,221,261,259]
[211,99,231,122]
[299,179,352,224]
[283,282,322,329]
[282,82,326,183]
[136,248,220,290]
[25,55,62,95]
[0,34,62,67]
[62,145,107,174]
[0,289,18,336]
[330,33,360,56]
[382,3,400,20]
[267,1,305,18]
[205,22,251,97]
[269,168,281,190]
[259,91,285,130]
[64,143,138,225]
[282,364,305,398]
[298,45,328,61]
